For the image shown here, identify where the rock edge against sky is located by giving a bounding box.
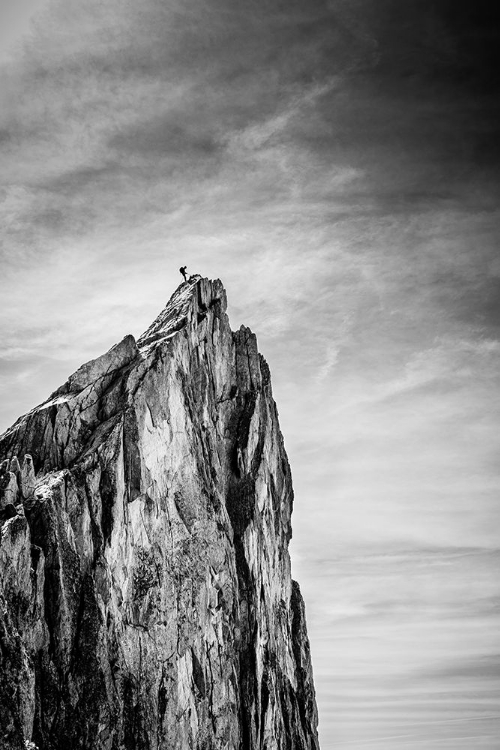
[0,277,319,750]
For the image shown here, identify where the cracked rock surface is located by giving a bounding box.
[0,277,319,750]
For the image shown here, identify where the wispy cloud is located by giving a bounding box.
[298,548,500,749]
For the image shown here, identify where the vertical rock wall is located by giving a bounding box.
[0,277,319,750]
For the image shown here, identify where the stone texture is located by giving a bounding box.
[0,277,319,750]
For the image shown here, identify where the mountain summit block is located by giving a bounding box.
[0,277,320,750]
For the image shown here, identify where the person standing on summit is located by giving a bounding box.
[179,266,188,281]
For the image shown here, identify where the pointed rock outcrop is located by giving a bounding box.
[0,277,319,750]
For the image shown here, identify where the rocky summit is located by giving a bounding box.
[0,277,319,750]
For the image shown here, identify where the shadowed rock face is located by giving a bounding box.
[0,277,319,750]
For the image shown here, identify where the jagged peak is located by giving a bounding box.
[137,275,227,352]
[0,268,320,750]
[0,277,227,455]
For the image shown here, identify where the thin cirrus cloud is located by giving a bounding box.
[305,548,500,749]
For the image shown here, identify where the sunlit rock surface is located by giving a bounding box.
[0,277,319,750]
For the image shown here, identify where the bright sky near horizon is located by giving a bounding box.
[1,1,500,748]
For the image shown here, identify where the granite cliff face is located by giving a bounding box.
[0,277,319,750]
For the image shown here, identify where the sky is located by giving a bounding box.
[1,1,500,748]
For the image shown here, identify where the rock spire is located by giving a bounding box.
[0,277,319,750]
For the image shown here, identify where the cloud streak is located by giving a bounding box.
[299,548,500,749]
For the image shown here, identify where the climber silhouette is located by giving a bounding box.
[179,266,188,282]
